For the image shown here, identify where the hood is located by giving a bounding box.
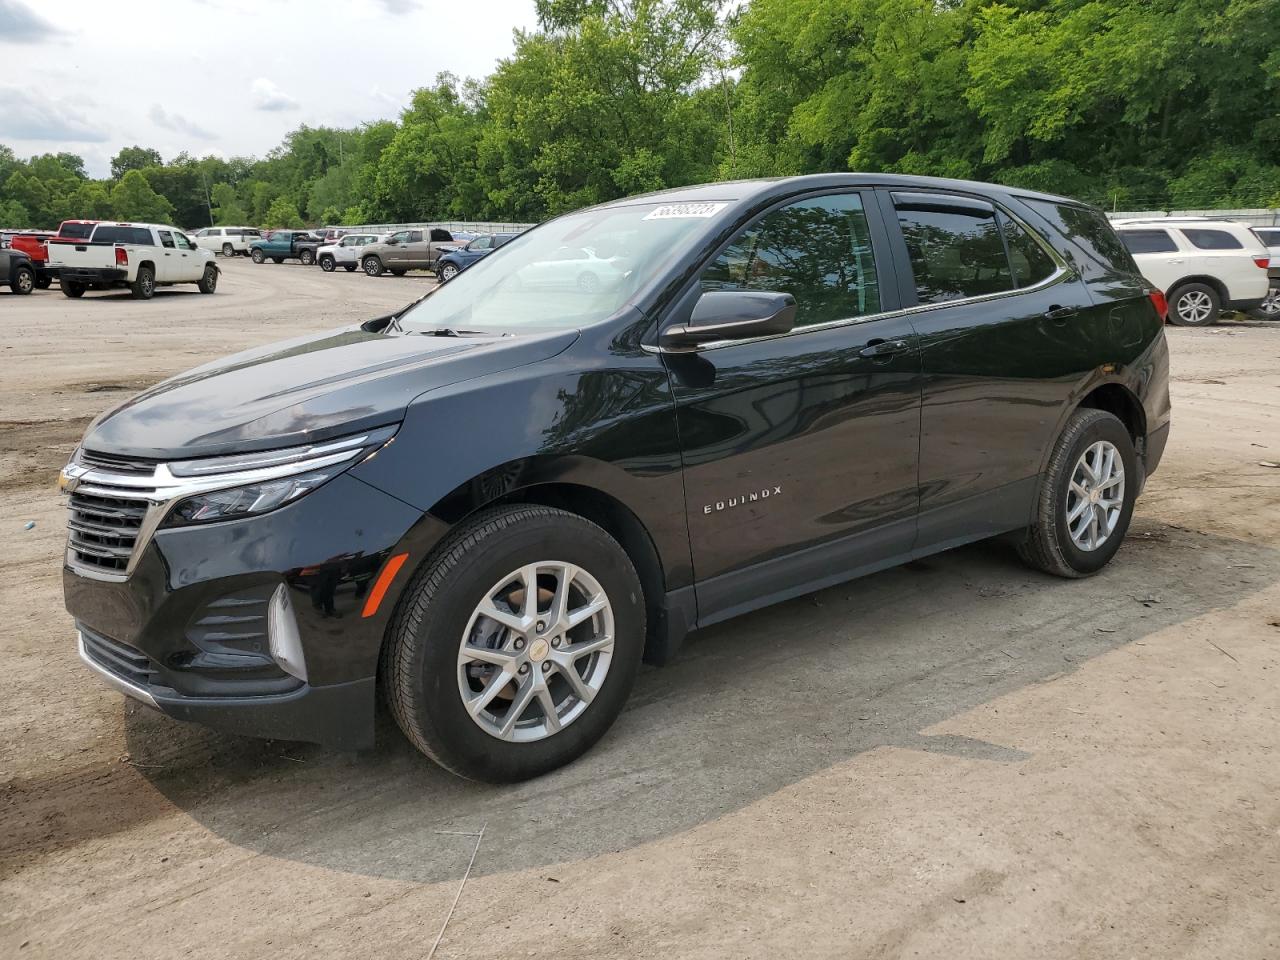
[83,325,579,459]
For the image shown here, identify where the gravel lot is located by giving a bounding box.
[2,259,1278,959]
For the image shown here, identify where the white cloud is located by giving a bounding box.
[0,0,66,44]
[0,84,106,141]
[251,77,300,112]
[148,104,216,140]
[373,0,419,13]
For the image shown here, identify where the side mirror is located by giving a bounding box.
[661,290,797,350]
[386,237,399,245]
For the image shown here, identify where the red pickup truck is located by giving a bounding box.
[0,221,100,288]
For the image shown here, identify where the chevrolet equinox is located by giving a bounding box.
[61,175,1171,781]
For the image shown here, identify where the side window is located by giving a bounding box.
[341,236,356,247]
[1021,198,1138,274]
[469,236,492,251]
[998,213,1057,288]
[158,230,175,248]
[1119,229,1178,255]
[431,229,453,242]
[893,194,1011,303]
[1181,228,1243,251]
[194,229,208,238]
[409,230,424,243]
[700,193,881,328]
[175,232,195,250]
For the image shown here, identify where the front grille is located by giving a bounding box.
[81,627,158,687]
[80,449,160,476]
[67,489,150,574]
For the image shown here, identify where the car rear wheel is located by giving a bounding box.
[363,255,383,277]
[1167,282,1220,326]
[198,265,218,294]
[61,280,86,298]
[439,262,459,282]
[1248,289,1279,321]
[319,255,336,272]
[1017,408,1137,578]
[10,265,34,295]
[130,266,155,300]
[299,249,315,266]
[390,268,406,277]
[251,249,265,264]
[271,257,284,264]
[383,505,645,782]
[34,274,51,290]
[221,243,234,257]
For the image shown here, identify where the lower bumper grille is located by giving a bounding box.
[80,626,159,688]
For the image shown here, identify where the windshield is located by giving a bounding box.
[396,202,724,333]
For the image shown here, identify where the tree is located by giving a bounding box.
[0,199,31,227]
[111,146,163,180]
[262,196,304,229]
[210,183,249,224]
[111,170,175,222]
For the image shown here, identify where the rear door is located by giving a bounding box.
[1176,225,1259,301]
[664,190,922,621]
[402,230,428,268]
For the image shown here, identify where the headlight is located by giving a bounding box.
[162,425,397,526]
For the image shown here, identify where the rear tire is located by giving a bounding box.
[299,249,315,266]
[1167,282,1220,326]
[221,243,234,257]
[130,266,155,300]
[35,274,51,290]
[197,265,218,294]
[383,505,645,782]
[251,248,265,264]
[343,264,356,272]
[390,268,407,277]
[11,266,34,295]
[319,255,336,272]
[272,257,283,264]
[1248,289,1279,321]
[61,280,86,298]
[363,255,383,277]
[1017,408,1137,578]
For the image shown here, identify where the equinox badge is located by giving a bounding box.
[703,486,782,515]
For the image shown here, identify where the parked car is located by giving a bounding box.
[360,227,459,276]
[435,232,520,281]
[1,230,56,288]
[1113,217,1270,325]
[47,222,219,300]
[317,233,383,272]
[193,227,262,257]
[60,174,1169,782]
[1,249,35,294]
[249,230,323,265]
[312,228,347,245]
[1250,226,1280,320]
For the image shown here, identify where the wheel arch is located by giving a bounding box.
[1166,274,1227,301]
[1077,381,1146,446]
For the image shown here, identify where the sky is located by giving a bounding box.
[0,0,540,177]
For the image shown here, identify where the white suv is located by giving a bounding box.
[1251,226,1280,320]
[193,226,262,257]
[1113,217,1270,326]
[317,233,383,272]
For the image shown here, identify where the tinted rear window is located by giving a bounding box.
[1255,228,1280,246]
[1181,228,1243,251]
[60,222,95,240]
[1022,199,1138,274]
[91,226,153,245]
[1120,229,1178,255]
[893,194,1012,303]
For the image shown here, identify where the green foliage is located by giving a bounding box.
[210,183,249,225]
[262,196,305,229]
[111,170,175,223]
[111,146,163,181]
[0,199,31,227]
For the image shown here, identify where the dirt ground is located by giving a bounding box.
[1,259,1278,959]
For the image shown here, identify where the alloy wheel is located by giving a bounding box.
[1065,440,1125,552]
[1176,289,1214,324]
[1259,289,1280,318]
[16,269,33,294]
[457,561,614,743]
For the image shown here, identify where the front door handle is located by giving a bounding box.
[1044,305,1078,324]
[859,338,909,359]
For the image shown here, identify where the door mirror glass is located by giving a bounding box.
[662,291,797,349]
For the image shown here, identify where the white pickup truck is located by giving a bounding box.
[48,222,220,300]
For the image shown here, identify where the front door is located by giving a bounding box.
[173,231,202,280]
[663,191,922,623]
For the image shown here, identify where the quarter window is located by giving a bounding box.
[893,195,1011,303]
[700,193,881,328]
[1119,229,1178,255]
[1181,228,1243,250]
[999,213,1057,288]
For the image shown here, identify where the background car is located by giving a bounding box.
[193,227,262,257]
[435,232,519,281]
[1113,217,1270,325]
[249,230,322,265]
[1251,226,1280,320]
[1,249,36,294]
[360,227,459,276]
[317,232,383,272]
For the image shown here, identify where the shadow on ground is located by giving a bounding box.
[15,517,1278,884]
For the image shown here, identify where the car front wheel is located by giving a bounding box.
[1167,282,1220,326]
[11,265,34,294]
[1017,408,1137,578]
[1249,288,1279,321]
[383,505,645,782]
[363,256,383,277]
[198,265,218,294]
[439,262,459,282]
[319,256,335,272]
[251,249,265,263]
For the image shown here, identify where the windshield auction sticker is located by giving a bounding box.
[643,202,729,220]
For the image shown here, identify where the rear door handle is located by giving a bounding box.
[859,338,910,359]
[1044,305,1078,323]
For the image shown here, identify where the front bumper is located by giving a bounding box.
[64,473,440,748]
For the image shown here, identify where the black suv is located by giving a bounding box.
[61,175,1170,781]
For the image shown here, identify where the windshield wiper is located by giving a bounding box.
[413,327,501,338]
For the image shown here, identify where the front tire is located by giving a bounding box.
[1167,282,1220,326]
[35,274,51,290]
[319,255,336,272]
[343,264,356,272]
[198,265,218,294]
[11,265,34,295]
[383,505,645,782]
[1017,408,1137,578]
[439,262,459,282]
[363,255,384,277]
[1248,289,1279,321]
[299,249,315,266]
[130,266,155,300]
[251,248,265,264]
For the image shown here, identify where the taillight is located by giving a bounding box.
[1254,256,1270,269]
[1148,289,1168,321]
[115,247,128,267]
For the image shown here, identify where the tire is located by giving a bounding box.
[197,265,218,294]
[130,266,155,300]
[1167,282,1220,326]
[221,243,234,257]
[10,265,34,295]
[363,255,383,277]
[390,268,407,277]
[299,249,315,266]
[35,274,51,290]
[272,257,283,264]
[1248,288,1279,321]
[1017,408,1137,578]
[319,255,336,272]
[251,248,265,264]
[439,262,459,282]
[343,264,356,272]
[383,505,645,782]
[61,280,86,298]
